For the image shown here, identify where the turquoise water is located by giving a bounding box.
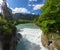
[16,23,39,29]
[16,23,48,50]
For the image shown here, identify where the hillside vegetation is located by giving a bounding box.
[34,0,60,33]
[34,0,60,49]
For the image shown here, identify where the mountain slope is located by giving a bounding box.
[13,13,39,20]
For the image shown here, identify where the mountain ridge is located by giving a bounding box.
[13,13,39,20]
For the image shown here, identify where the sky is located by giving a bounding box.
[0,0,46,15]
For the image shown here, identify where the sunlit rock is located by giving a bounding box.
[1,0,12,20]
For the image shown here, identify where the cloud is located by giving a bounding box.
[11,7,30,14]
[0,0,2,13]
[33,4,44,10]
[0,0,9,7]
[0,8,1,13]
[32,13,35,15]
[0,0,3,5]
[28,4,35,6]
[0,0,9,13]
[28,4,32,6]
[7,3,9,7]
[29,0,37,2]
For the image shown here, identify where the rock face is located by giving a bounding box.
[41,34,48,48]
[0,27,16,50]
[0,41,3,50]
[41,34,58,50]
[0,26,22,50]
[0,0,22,50]
[1,0,12,20]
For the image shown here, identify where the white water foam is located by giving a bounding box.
[17,28,48,50]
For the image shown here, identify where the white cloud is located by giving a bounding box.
[0,0,9,7]
[28,4,35,7]
[0,7,1,13]
[28,4,35,6]
[11,7,30,14]
[0,0,9,13]
[32,4,35,6]
[32,13,35,15]
[7,3,9,7]
[0,0,3,13]
[33,4,44,10]
[29,0,37,1]
[0,0,3,5]
[28,4,32,6]
[29,0,32,1]
[0,4,2,13]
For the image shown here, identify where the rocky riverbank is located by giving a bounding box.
[41,33,58,50]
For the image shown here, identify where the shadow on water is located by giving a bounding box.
[16,23,48,50]
[17,29,24,32]
[16,38,41,50]
[16,25,41,50]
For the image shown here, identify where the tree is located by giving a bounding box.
[34,0,60,33]
[0,17,16,35]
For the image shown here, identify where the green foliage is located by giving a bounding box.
[12,19,32,25]
[46,33,60,40]
[16,19,32,24]
[0,17,16,35]
[55,44,60,50]
[0,16,32,35]
[34,0,60,33]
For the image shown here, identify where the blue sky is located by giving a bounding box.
[0,0,46,15]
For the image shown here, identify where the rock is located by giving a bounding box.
[48,43,57,50]
[0,41,3,50]
[41,34,48,48]
[1,0,12,20]
[16,33,22,41]
[48,41,52,46]
[0,13,2,16]
[41,33,58,50]
[0,26,17,50]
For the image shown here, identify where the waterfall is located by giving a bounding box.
[16,28,48,50]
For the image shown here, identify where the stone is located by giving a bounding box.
[1,0,12,20]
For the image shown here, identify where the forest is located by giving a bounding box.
[34,0,60,49]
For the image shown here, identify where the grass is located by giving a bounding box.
[55,44,60,50]
[45,32,60,40]
[45,32,60,50]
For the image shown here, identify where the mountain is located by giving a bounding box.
[12,13,39,20]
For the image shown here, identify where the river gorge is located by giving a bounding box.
[16,23,48,50]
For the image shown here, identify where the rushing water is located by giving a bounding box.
[16,23,48,50]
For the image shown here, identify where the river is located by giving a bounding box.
[16,23,48,50]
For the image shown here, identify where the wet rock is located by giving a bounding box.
[16,33,22,41]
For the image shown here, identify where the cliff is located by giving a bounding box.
[1,0,12,20]
[0,0,22,50]
[0,26,16,50]
[41,33,59,50]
